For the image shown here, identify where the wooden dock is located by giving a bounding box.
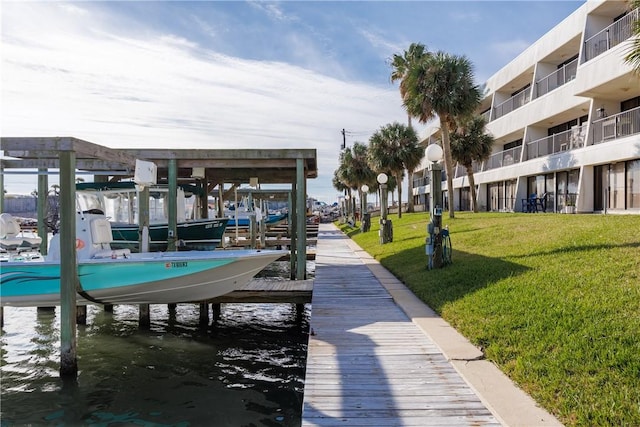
[206,278,313,304]
[302,224,500,426]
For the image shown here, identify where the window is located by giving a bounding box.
[627,160,640,209]
[610,163,626,209]
[621,96,640,112]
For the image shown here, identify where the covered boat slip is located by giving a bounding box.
[0,137,317,281]
[1,137,316,375]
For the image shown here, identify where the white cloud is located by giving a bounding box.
[1,2,416,202]
[358,28,405,58]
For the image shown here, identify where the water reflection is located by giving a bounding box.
[1,301,309,427]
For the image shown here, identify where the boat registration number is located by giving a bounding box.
[165,261,188,268]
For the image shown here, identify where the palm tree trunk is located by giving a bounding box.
[441,121,455,219]
[407,170,415,213]
[466,165,478,212]
[396,171,403,218]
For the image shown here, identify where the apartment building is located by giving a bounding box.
[414,0,640,214]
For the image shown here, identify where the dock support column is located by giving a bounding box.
[77,306,87,325]
[249,215,257,249]
[199,303,209,326]
[37,171,48,255]
[212,303,221,324]
[139,304,151,329]
[0,166,3,212]
[59,150,78,377]
[295,158,307,280]
[295,304,305,323]
[259,200,266,249]
[289,180,297,279]
[167,159,178,251]
[0,307,3,328]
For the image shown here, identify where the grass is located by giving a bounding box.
[337,211,640,426]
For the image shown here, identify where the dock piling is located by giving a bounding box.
[139,304,150,328]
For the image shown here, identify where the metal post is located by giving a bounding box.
[59,150,78,377]
[290,180,297,280]
[430,162,443,269]
[380,183,390,244]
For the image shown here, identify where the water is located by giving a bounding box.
[0,263,312,427]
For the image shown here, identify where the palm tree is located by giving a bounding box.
[624,0,640,73]
[400,139,424,213]
[402,50,481,218]
[335,143,377,220]
[368,122,418,218]
[390,43,431,105]
[450,115,494,213]
[390,43,432,131]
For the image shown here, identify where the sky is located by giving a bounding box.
[1,0,585,203]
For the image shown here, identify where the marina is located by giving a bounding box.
[2,223,508,426]
[2,137,505,426]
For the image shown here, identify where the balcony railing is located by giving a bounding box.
[493,90,531,120]
[592,106,640,144]
[484,145,523,171]
[525,124,587,160]
[535,58,578,98]
[584,8,639,62]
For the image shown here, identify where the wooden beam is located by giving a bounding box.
[295,157,307,280]
[1,137,138,166]
[59,150,78,377]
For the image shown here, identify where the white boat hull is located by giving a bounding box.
[1,249,286,307]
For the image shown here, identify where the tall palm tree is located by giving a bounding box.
[391,43,432,132]
[368,122,418,218]
[335,143,377,218]
[402,50,481,218]
[390,43,431,104]
[399,134,424,213]
[450,115,494,213]
[625,0,640,73]
[349,142,377,190]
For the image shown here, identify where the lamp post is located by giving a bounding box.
[425,144,444,268]
[377,173,392,243]
[344,194,351,225]
[361,184,370,232]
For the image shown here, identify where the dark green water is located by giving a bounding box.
[0,288,310,426]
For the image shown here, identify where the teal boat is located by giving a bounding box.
[1,212,285,307]
[76,182,228,251]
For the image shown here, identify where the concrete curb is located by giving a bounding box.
[342,234,563,427]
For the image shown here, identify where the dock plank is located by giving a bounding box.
[302,224,500,427]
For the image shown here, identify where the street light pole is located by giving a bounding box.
[377,173,392,244]
[425,144,444,269]
[361,184,370,232]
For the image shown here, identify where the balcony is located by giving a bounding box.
[484,145,523,171]
[592,106,640,144]
[493,90,531,120]
[535,58,578,98]
[525,124,587,160]
[583,8,639,62]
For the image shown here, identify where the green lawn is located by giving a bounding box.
[338,212,640,426]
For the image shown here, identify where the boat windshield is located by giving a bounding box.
[76,188,188,224]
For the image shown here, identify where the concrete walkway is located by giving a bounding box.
[302,223,561,427]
